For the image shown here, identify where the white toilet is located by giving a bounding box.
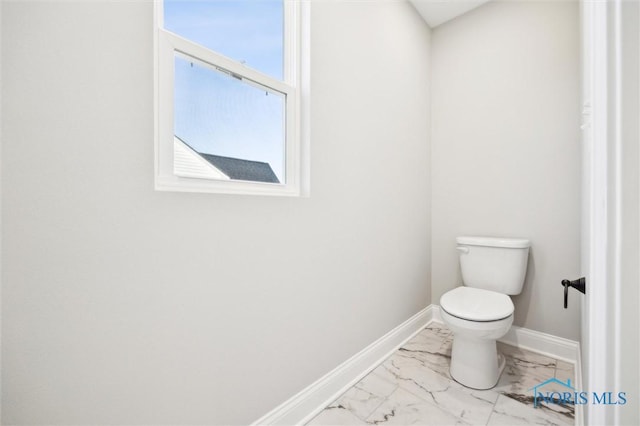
[440,236,530,390]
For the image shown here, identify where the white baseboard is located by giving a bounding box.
[251,306,433,425]
[500,324,580,364]
[431,305,580,363]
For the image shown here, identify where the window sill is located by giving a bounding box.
[154,175,304,197]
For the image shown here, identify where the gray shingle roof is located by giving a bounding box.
[199,153,280,184]
[175,136,280,184]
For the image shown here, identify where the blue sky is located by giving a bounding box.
[164,0,285,182]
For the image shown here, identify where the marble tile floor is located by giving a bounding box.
[307,323,576,426]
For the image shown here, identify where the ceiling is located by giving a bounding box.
[409,0,492,28]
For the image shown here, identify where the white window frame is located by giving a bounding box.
[154,0,309,196]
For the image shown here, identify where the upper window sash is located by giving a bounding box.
[161,31,294,97]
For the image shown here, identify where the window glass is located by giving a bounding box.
[164,0,284,80]
[174,54,285,184]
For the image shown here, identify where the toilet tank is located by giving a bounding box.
[457,236,530,295]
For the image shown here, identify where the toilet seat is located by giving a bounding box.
[441,287,514,322]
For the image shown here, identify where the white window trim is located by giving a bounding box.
[153,0,310,197]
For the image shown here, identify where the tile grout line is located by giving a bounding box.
[361,386,404,424]
[483,345,506,426]
[358,380,400,423]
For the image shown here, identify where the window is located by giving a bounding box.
[154,0,309,196]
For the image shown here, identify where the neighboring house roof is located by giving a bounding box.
[174,136,280,184]
[199,153,280,184]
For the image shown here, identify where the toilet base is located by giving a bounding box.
[449,335,506,390]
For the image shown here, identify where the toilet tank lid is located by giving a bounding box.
[456,236,530,249]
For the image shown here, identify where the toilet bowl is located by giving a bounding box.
[440,286,514,389]
[440,236,530,390]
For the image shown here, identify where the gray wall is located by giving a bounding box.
[0,1,431,424]
[619,1,639,423]
[430,0,582,340]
